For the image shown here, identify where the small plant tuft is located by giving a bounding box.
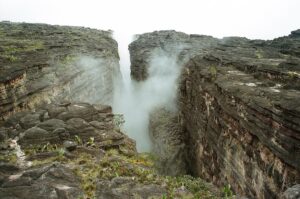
[75,135,83,145]
[223,184,233,198]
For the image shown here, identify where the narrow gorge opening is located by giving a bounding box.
[113,32,152,152]
[1,22,299,199]
[113,33,183,154]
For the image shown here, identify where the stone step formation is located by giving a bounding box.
[0,101,219,198]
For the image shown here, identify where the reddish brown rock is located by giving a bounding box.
[129,29,300,198]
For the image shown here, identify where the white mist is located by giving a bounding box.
[113,32,182,152]
[113,32,151,152]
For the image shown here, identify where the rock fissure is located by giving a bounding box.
[0,22,224,199]
[0,22,299,199]
[128,29,300,198]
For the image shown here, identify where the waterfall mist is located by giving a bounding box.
[113,33,183,152]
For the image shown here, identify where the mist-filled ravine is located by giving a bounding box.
[113,33,184,152]
[0,21,299,199]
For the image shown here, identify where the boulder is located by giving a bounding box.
[63,141,77,152]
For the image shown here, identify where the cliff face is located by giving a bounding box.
[129,31,219,176]
[0,23,223,199]
[129,30,218,81]
[0,22,120,121]
[129,30,300,198]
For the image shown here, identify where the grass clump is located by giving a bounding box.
[72,153,100,198]
[17,142,220,198]
[0,38,44,62]
[0,152,18,164]
[163,175,216,199]
[209,65,217,80]
[255,49,263,59]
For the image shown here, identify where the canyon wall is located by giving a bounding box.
[0,23,222,199]
[0,22,120,121]
[129,30,300,198]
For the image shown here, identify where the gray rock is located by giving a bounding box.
[36,119,66,132]
[96,177,167,199]
[0,162,20,174]
[89,121,109,130]
[54,128,70,140]
[63,141,77,151]
[0,163,84,199]
[0,128,8,142]
[21,127,49,139]
[57,103,98,121]
[129,29,300,198]
[19,126,59,145]
[283,185,300,199]
[66,118,100,140]
[149,108,186,176]
[19,113,41,129]
[46,104,67,118]
[0,22,120,121]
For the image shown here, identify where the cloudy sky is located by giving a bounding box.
[0,0,299,39]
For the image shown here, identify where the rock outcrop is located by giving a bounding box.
[129,30,213,176]
[0,22,221,198]
[129,30,300,198]
[0,102,220,199]
[0,22,120,121]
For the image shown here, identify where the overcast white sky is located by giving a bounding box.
[0,0,299,39]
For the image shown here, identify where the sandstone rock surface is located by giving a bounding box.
[129,29,300,198]
[0,22,120,121]
[0,102,219,199]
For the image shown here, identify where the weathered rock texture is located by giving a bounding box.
[0,101,136,198]
[0,101,219,199]
[129,30,300,198]
[149,108,186,176]
[129,30,217,176]
[0,22,120,121]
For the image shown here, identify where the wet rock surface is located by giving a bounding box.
[149,108,186,176]
[129,30,300,198]
[0,102,219,199]
[0,22,120,121]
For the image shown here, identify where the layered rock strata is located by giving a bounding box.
[129,30,300,198]
[0,102,220,199]
[0,22,120,121]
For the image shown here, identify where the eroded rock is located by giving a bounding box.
[0,22,120,121]
[129,29,300,198]
[0,101,221,198]
[283,184,300,199]
[0,163,84,199]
